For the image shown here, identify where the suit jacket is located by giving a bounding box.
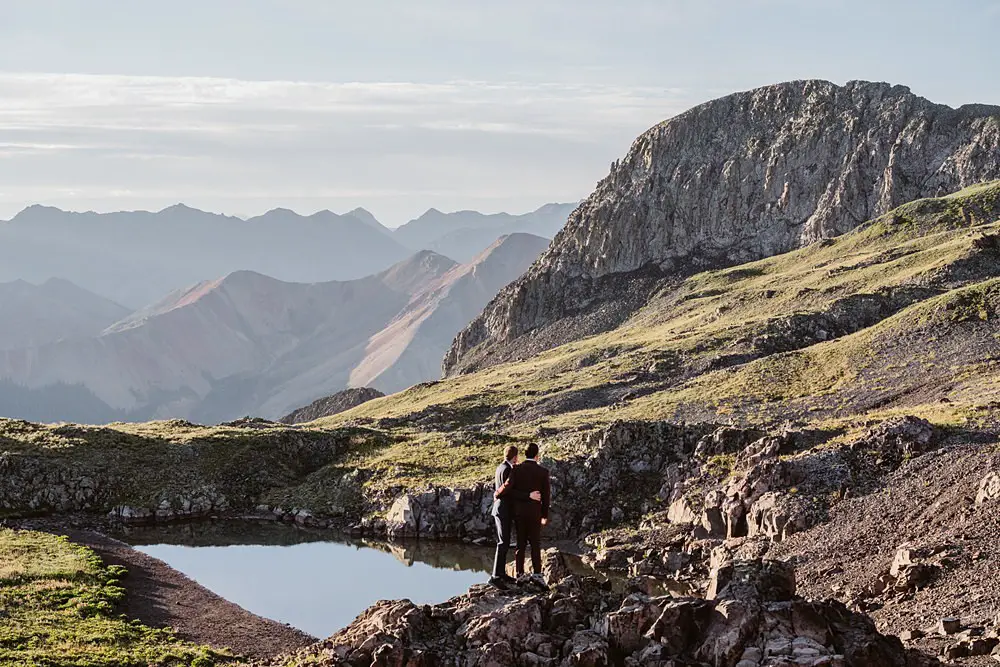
[507,459,551,521]
[492,460,532,518]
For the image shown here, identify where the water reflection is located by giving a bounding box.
[113,520,492,638]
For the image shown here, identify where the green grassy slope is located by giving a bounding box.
[2,182,1000,507]
[328,182,1000,441]
[0,529,225,666]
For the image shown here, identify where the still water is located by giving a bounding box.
[114,520,493,639]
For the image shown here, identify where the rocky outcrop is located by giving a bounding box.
[382,485,493,540]
[279,388,385,425]
[375,421,723,541]
[0,452,105,513]
[0,421,365,522]
[552,421,725,535]
[976,472,1000,505]
[371,414,942,548]
[271,559,917,667]
[445,79,1000,374]
[855,417,938,466]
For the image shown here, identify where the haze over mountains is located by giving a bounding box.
[0,279,130,350]
[0,202,574,307]
[0,233,550,424]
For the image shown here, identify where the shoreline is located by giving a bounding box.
[55,528,317,662]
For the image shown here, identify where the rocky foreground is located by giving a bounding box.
[267,554,958,667]
[262,416,1000,667]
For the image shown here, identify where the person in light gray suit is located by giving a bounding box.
[490,445,540,588]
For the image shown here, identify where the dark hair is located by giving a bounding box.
[504,445,518,461]
[525,442,540,459]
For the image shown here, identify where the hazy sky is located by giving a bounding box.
[1,0,998,225]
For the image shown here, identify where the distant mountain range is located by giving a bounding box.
[0,233,550,424]
[392,203,576,262]
[0,202,575,307]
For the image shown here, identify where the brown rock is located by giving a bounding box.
[938,618,963,636]
[462,598,544,647]
[644,599,713,654]
[473,641,515,667]
[541,549,571,586]
[597,596,662,655]
[561,630,610,667]
[708,559,796,602]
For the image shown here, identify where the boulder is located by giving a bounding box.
[385,494,420,537]
[747,492,809,542]
[473,641,515,667]
[708,559,796,602]
[643,599,713,654]
[667,493,699,525]
[938,618,962,636]
[858,416,938,465]
[541,549,571,585]
[561,631,610,667]
[702,490,728,538]
[734,435,790,469]
[461,597,545,648]
[977,472,1000,505]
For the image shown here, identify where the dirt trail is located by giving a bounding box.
[64,530,316,661]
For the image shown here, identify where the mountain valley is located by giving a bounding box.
[0,233,550,424]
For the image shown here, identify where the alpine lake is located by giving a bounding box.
[111,520,495,638]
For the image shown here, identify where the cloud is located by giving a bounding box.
[0,72,695,222]
[0,73,688,133]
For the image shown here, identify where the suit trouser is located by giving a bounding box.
[515,512,542,575]
[492,513,513,577]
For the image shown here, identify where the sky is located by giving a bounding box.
[0,0,998,226]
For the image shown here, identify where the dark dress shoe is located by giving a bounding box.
[488,576,510,590]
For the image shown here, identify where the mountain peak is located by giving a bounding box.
[10,204,64,223]
[418,208,444,220]
[347,207,381,226]
[307,209,339,221]
[159,203,202,214]
[464,232,551,271]
[379,250,458,294]
[215,270,291,292]
[264,207,299,217]
[444,79,1000,375]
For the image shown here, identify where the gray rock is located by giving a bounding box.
[278,387,385,424]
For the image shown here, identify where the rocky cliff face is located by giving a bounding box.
[445,79,1000,374]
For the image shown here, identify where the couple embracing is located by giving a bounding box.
[489,443,551,589]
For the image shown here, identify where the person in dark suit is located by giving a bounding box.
[496,442,551,577]
[490,445,541,588]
